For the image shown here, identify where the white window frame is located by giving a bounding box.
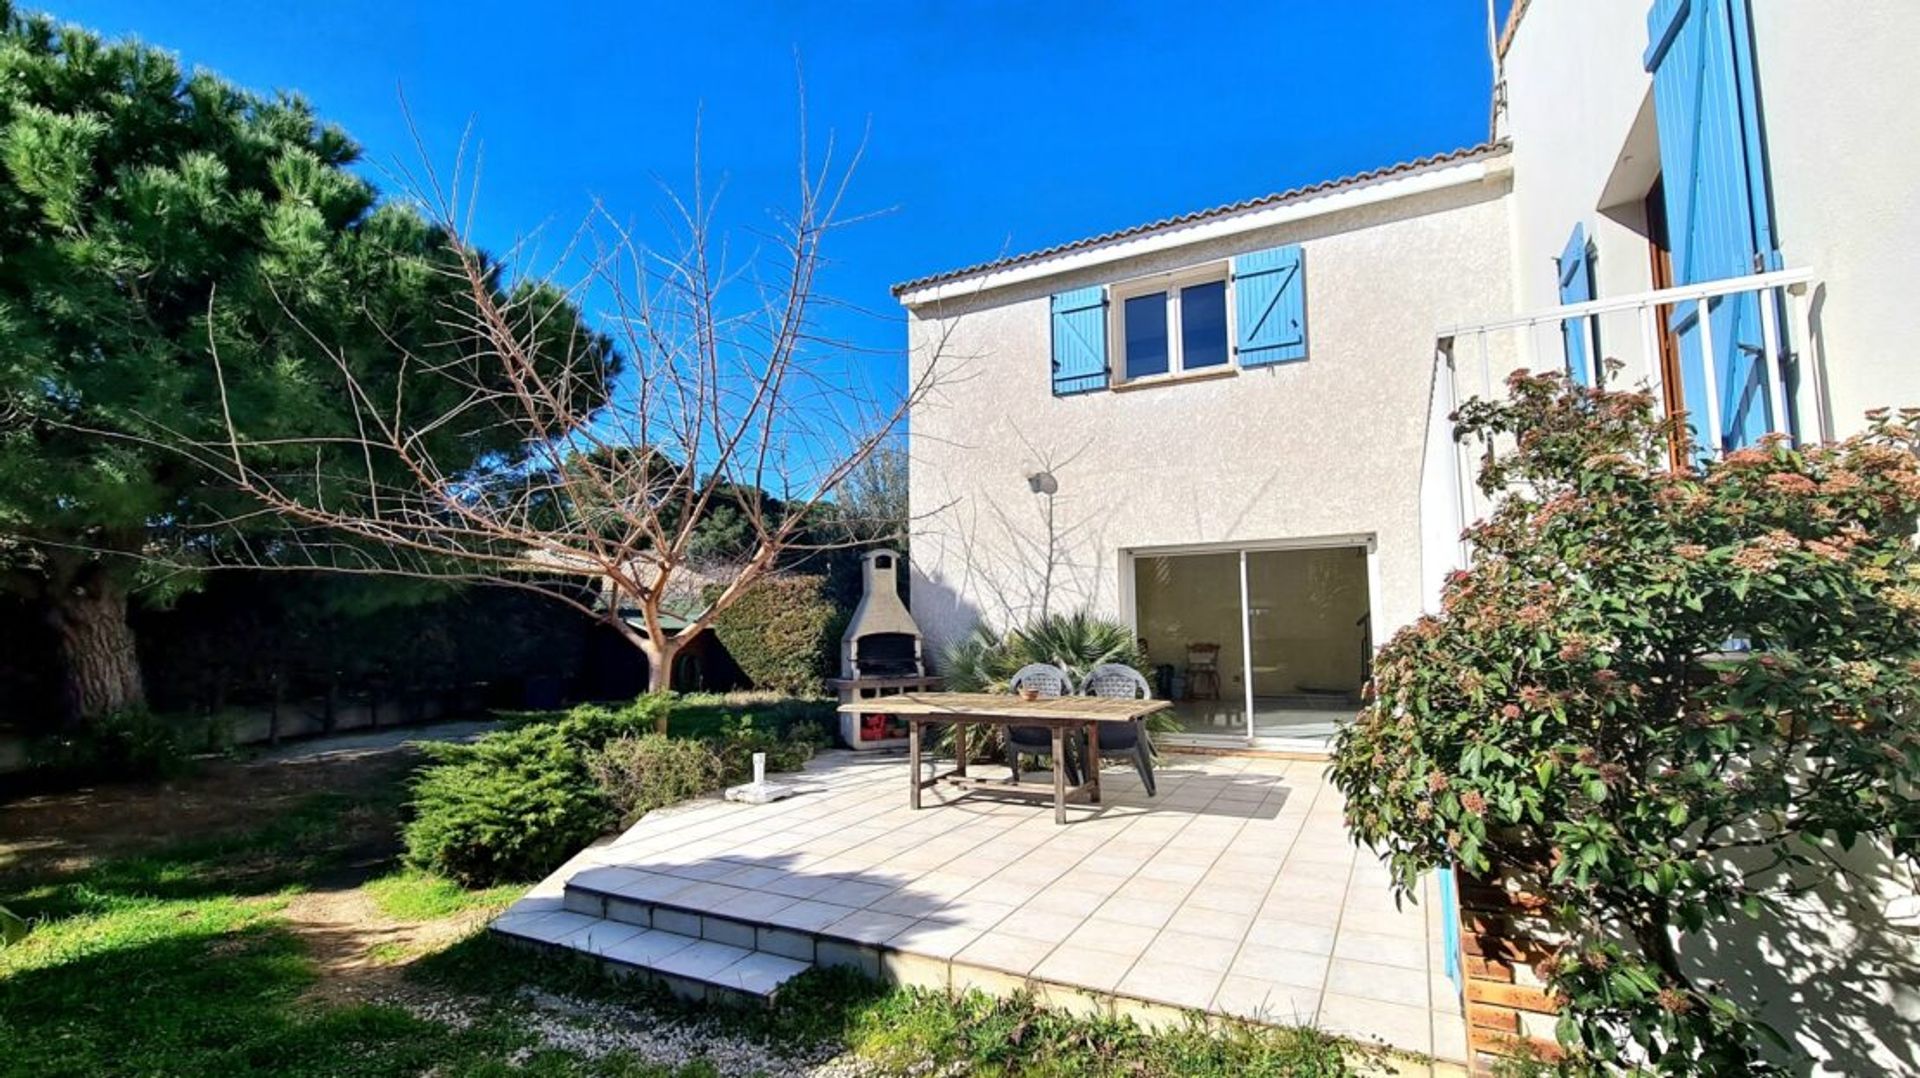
[1107,261,1236,386]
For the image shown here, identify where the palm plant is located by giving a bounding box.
[939,611,1145,691]
[935,611,1177,757]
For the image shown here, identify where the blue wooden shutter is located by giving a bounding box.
[1557,224,1597,386]
[1049,286,1109,395]
[1231,245,1307,367]
[1646,0,1779,450]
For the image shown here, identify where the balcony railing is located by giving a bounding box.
[1437,267,1824,455]
[1425,269,1825,576]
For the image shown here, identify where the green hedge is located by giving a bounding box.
[402,694,823,886]
[403,696,668,885]
[708,575,839,696]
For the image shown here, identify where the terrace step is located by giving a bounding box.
[490,902,811,1004]
[558,867,901,976]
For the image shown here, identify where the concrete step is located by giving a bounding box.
[490,903,811,1003]
[560,869,845,968]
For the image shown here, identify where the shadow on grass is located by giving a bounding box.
[0,912,505,1077]
[2,793,398,926]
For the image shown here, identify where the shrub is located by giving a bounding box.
[403,721,614,886]
[707,712,819,782]
[586,735,726,825]
[709,574,839,695]
[402,692,825,884]
[1331,373,1920,1073]
[25,707,227,783]
[403,695,669,884]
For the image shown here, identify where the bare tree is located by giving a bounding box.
[130,121,947,729]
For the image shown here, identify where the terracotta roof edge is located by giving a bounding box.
[891,140,1511,299]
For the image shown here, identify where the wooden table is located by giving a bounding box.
[836,692,1170,824]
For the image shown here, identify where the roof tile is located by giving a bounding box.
[892,141,1509,298]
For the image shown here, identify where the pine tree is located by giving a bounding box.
[0,5,609,723]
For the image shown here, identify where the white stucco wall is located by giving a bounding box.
[1752,0,1920,433]
[1498,0,1920,434]
[904,170,1513,661]
[1498,0,1662,383]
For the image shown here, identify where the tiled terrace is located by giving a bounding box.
[501,749,1466,1065]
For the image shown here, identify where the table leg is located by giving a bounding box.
[1086,721,1102,804]
[954,722,968,777]
[908,718,922,810]
[1051,724,1068,824]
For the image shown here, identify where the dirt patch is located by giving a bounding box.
[279,885,498,1008]
[0,724,519,1009]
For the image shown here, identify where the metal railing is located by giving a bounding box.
[1438,266,1823,454]
[1428,268,1825,568]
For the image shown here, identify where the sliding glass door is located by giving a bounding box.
[1133,543,1371,746]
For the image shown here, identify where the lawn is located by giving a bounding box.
[0,717,1378,1077]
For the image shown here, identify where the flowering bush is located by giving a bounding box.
[1331,372,1920,1073]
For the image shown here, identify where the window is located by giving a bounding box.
[1123,292,1170,379]
[1110,266,1232,383]
[1046,245,1305,397]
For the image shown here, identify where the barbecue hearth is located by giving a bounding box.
[831,549,939,748]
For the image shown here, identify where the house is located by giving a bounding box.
[896,1,1920,1069]
[902,144,1513,750]
[898,0,1920,755]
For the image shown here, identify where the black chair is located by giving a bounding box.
[1007,663,1080,785]
[1078,663,1157,797]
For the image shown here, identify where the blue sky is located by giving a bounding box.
[54,1,1505,406]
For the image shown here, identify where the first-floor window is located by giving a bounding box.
[1114,268,1231,382]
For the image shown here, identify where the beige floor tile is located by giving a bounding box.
[1338,904,1430,941]
[824,908,917,944]
[889,918,984,959]
[941,897,1019,928]
[1332,928,1429,971]
[955,932,1056,975]
[1114,877,1194,904]
[1212,974,1321,1025]
[551,749,1461,1056]
[1135,859,1209,885]
[1254,897,1344,929]
[1093,896,1178,930]
[1060,917,1157,957]
[1316,992,1433,1055]
[1163,907,1254,942]
[1232,941,1332,989]
[1326,957,1430,1008]
[995,906,1084,943]
[1023,887,1110,917]
[1267,872,1348,906]
[1031,945,1135,992]
[1116,959,1224,1011]
[1141,929,1241,972]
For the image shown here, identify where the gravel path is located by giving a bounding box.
[394,985,956,1078]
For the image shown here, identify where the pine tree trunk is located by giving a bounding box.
[46,567,146,725]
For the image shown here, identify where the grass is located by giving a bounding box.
[0,713,1379,1077]
[415,933,1373,1078]
[363,868,521,921]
